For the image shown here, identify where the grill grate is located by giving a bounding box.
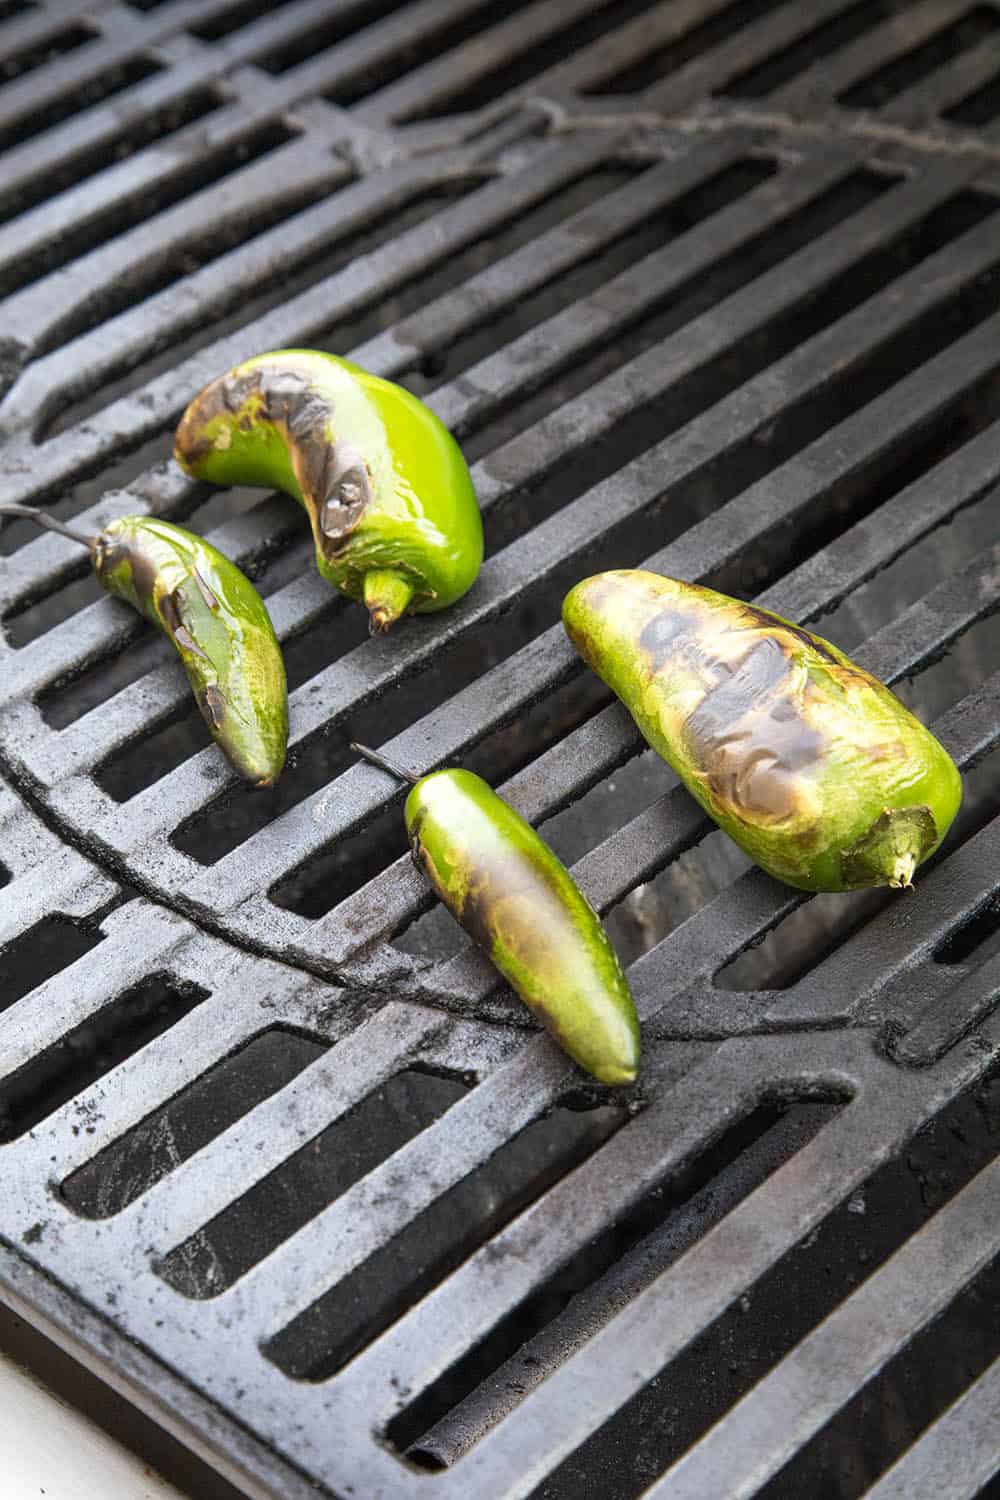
[1,2,999,1497]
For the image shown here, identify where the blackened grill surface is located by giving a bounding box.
[0,2,999,1498]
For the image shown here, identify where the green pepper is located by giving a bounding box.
[562,570,962,893]
[2,504,287,787]
[173,349,484,634]
[352,743,641,1085]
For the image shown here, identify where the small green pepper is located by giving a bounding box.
[352,743,641,1085]
[562,570,962,892]
[173,349,484,634]
[2,504,287,787]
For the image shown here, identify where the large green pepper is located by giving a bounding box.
[1,504,287,787]
[173,349,484,634]
[352,744,641,1085]
[562,570,962,892]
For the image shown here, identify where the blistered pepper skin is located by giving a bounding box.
[173,349,484,633]
[406,769,641,1085]
[563,570,962,893]
[95,517,287,787]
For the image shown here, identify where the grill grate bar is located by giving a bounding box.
[394,1027,997,1497]
[640,1153,1000,1500]
[641,0,867,115]
[877,31,1000,125]
[110,1004,445,1256]
[859,1355,1000,1499]
[767,0,985,112]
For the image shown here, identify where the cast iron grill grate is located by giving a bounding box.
[0,2,998,1497]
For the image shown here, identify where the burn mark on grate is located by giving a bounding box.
[537,1065,998,1500]
[838,7,1000,111]
[0,22,94,85]
[61,1027,328,1219]
[0,973,210,1145]
[262,1096,627,1381]
[0,916,105,1016]
[390,1090,846,1466]
[583,0,791,96]
[157,1067,471,1300]
[721,0,913,100]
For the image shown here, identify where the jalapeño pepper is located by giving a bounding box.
[173,349,484,634]
[562,570,962,892]
[352,743,641,1086]
[1,505,287,787]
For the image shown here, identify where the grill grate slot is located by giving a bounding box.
[263,1096,627,1381]
[390,1093,844,1465]
[0,973,210,1144]
[542,1064,999,1500]
[0,916,104,1014]
[61,1026,329,1219]
[721,0,912,99]
[838,5,1000,110]
[159,1067,470,1300]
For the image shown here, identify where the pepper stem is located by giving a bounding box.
[364,569,415,635]
[841,805,936,890]
[0,502,95,549]
[350,741,420,786]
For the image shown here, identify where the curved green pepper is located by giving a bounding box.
[352,744,641,1085]
[173,349,484,634]
[562,570,962,892]
[2,505,287,787]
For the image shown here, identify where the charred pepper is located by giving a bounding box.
[562,570,962,893]
[352,743,641,1085]
[2,504,287,787]
[173,349,484,634]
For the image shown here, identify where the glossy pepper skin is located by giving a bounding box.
[407,770,640,1084]
[92,517,287,785]
[563,570,962,893]
[173,349,484,633]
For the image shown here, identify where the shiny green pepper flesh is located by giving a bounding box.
[173,349,484,633]
[563,570,962,893]
[404,768,641,1085]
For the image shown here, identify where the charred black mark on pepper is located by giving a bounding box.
[199,684,226,730]
[740,603,842,666]
[638,604,698,672]
[193,567,220,612]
